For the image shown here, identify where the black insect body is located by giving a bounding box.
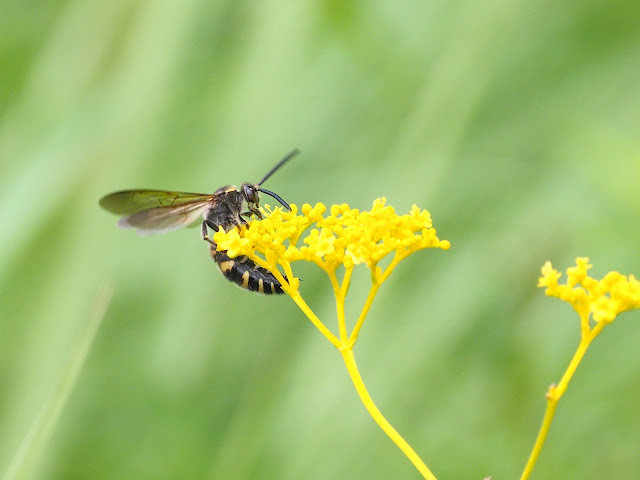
[202,186,287,294]
[211,249,285,295]
[99,150,298,294]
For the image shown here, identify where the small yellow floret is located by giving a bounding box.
[539,257,640,324]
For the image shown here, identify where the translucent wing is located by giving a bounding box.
[117,202,211,235]
[99,189,212,215]
[99,190,214,235]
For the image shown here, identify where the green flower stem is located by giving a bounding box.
[519,321,606,480]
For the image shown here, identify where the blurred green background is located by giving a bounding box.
[1,1,639,479]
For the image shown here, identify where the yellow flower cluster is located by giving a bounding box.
[213,198,450,277]
[538,257,640,324]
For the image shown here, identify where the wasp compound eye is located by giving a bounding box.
[243,184,259,203]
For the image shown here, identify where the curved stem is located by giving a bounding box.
[340,267,353,298]
[519,321,606,480]
[253,254,341,349]
[519,398,557,480]
[341,348,437,480]
[349,282,380,345]
[277,253,434,478]
[328,270,348,342]
[380,253,402,283]
[349,255,401,345]
[289,291,341,349]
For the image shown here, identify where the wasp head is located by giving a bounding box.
[240,182,291,220]
[240,149,299,216]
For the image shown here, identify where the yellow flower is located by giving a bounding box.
[528,259,640,480]
[212,198,449,480]
[211,198,449,479]
[212,198,450,283]
[538,257,640,324]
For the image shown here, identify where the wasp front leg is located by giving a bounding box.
[242,205,263,221]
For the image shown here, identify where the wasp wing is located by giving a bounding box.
[117,201,211,235]
[99,190,214,235]
[99,190,212,215]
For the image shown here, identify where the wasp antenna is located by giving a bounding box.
[258,188,292,211]
[257,148,300,186]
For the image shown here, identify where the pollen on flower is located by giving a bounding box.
[210,199,450,280]
[212,227,252,258]
[539,258,640,324]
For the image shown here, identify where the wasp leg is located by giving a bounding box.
[252,206,263,218]
[201,221,216,247]
[241,208,262,221]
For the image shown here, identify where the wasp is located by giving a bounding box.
[99,149,298,294]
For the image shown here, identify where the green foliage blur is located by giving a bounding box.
[1,1,639,479]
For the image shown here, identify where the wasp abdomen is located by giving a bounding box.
[210,246,285,295]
